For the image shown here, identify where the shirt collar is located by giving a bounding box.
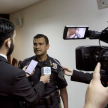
[70,34,75,38]
[0,54,7,60]
[34,55,50,67]
[35,55,49,62]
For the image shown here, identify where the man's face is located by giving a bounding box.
[75,29,79,34]
[7,30,16,56]
[68,28,76,35]
[33,37,49,56]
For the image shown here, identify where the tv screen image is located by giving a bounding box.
[67,28,86,39]
[63,26,88,40]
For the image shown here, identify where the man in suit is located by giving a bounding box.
[0,17,50,108]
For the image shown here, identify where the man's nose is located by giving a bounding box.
[36,44,40,49]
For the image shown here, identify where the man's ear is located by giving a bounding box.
[47,44,50,50]
[8,41,11,48]
[5,38,11,48]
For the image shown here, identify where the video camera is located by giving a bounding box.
[63,25,108,83]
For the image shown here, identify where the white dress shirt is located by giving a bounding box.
[0,54,7,60]
[70,34,75,38]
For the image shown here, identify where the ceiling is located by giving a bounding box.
[97,0,108,9]
[0,0,42,14]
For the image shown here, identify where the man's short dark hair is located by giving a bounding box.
[33,34,49,45]
[0,17,15,48]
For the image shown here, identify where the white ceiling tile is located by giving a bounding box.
[0,0,42,14]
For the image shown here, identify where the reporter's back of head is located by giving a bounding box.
[0,17,15,56]
[0,18,49,108]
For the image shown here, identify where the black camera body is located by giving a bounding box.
[63,26,108,71]
[76,46,108,72]
[63,26,108,83]
[76,46,97,71]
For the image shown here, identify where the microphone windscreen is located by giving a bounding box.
[41,67,51,75]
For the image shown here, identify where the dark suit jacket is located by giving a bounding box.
[71,70,107,84]
[0,56,45,108]
[71,70,93,84]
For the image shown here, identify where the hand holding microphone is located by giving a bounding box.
[63,67,73,76]
[40,62,51,83]
[40,75,50,84]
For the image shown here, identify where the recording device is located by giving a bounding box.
[25,60,38,75]
[53,58,65,70]
[63,26,108,83]
[76,46,108,72]
[63,25,89,39]
[41,63,51,76]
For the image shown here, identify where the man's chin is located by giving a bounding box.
[34,51,46,56]
[35,53,43,56]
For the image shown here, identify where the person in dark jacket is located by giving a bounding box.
[0,17,50,108]
[19,34,68,108]
[84,63,108,108]
[62,67,92,84]
[63,63,108,108]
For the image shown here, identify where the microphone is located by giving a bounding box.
[41,62,51,76]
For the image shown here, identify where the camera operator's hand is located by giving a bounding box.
[84,62,108,108]
[63,67,73,76]
[22,66,35,77]
[40,75,50,84]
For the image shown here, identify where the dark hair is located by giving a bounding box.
[33,34,49,45]
[0,17,15,48]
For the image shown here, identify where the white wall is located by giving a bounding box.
[10,0,108,108]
